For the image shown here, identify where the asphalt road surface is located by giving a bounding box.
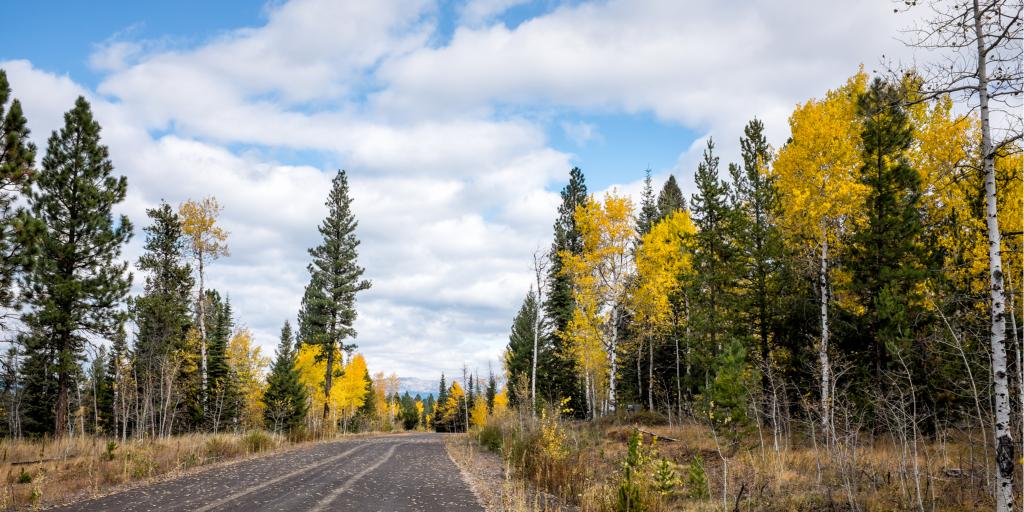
[53,433,484,512]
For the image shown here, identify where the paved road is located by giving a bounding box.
[53,433,484,512]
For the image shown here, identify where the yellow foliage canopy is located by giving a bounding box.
[631,210,697,331]
[226,328,270,429]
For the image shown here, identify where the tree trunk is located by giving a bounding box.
[197,253,207,399]
[818,232,831,445]
[608,307,618,412]
[322,344,335,422]
[648,334,654,411]
[531,297,539,416]
[975,1,1014,506]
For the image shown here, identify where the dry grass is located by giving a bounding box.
[0,431,294,510]
[478,413,995,511]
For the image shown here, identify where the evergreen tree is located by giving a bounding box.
[657,174,686,219]
[433,373,448,428]
[205,291,238,430]
[300,170,371,422]
[847,78,929,395]
[689,138,739,364]
[485,369,497,413]
[636,169,659,238]
[263,321,307,432]
[20,97,132,436]
[133,203,193,363]
[732,118,787,402]
[504,290,537,406]
[543,167,587,415]
[0,69,37,320]
[131,202,194,432]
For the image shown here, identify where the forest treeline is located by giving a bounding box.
[501,68,1021,480]
[0,69,445,439]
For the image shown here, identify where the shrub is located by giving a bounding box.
[204,436,240,460]
[478,424,502,452]
[653,458,679,496]
[615,430,647,512]
[242,431,274,454]
[104,441,118,461]
[17,468,31,484]
[686,454,709,499]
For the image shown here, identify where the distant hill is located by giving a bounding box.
[398,377,437,399]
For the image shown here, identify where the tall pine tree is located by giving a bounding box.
[300,170,371,423]
[0,69,37,322]
[543,167,587,416]
[732,119,787,402]
[847,78,928,399]
[21,97,132,436]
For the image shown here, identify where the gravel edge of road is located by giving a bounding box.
[443,435,503,512]
[444,434,577,512]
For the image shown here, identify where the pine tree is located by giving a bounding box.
[847,78,928,397]
[485,369,497,413]
[504,290,538,406]
[543,167,587,416]
[657,174,686,220]
[0,69,37,320]
[732,118,786,407]
[264,321,307,432]
[21,97,132,436]
[636,169,659,238]
[300,170,371,422]
[205,291,238,430]
[689,138,738,362]
[131,202,194,434]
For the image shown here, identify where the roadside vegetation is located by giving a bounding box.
[465,407,994,511]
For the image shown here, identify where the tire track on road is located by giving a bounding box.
[194,443,368,512]
[309,442,403,512]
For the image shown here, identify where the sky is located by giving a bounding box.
[0,0,919,380]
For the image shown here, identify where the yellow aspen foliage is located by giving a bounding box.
[295,344,345,429]
[775,70,869,311]
[470,397,488,427]
[226,328,270,429]
[492,388,509,417]
[631,210,697,331]
[560,192,635,413]
[336,354,369,428]
[443,381,466,425]
[178,197,230,258]
[414,399,425,430]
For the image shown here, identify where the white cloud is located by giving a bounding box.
[2,0,929,379]
[560,120,599,147]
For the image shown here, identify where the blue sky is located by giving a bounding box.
[0,0,910,379]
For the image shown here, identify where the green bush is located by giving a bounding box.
[204,436,240,460]
[478,424,502,452]
[242,431,275,453]
[686,454,709,499]
[104,441,118,461]
[17,468,31,484]
[615,430,647,512]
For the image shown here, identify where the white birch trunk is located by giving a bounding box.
[818,231,831,444]
[973,2,1014,508]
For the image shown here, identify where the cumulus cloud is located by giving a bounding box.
[3,0,923,379]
